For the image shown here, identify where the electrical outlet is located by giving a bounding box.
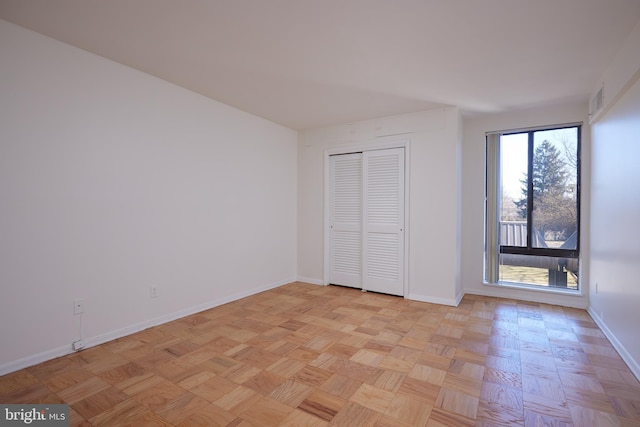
[73,299,85,315]
[150,286,158,299]
[72,339,84,351]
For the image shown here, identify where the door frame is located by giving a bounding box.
[323,138,411,297]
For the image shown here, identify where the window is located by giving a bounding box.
[485,125,581,290]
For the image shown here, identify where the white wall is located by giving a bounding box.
[462,103,591,309]
[0,20,298,374]
[589,76,640,379]
[297,108,462,305]
[590,19,640,122]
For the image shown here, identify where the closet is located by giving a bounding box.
[328,147,405,296]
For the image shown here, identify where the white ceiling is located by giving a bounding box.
[1,1,640,130]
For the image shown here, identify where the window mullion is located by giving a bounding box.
[526,132,534,250]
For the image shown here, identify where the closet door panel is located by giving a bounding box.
[329,153,362,288]
[362,148,405,296]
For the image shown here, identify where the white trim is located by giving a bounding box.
[485,121,583,136]
[296,276,324,286]
[407,292,463,307]
[0,345,72,378]
[323,152,331,285]
[484,280,584,298]
[323,138,411,296]
[0,278,292,376]
[324,138,411,157]
[466,287,587,309]
[588,307,640,382]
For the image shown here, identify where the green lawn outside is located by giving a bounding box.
[500,265,578,290]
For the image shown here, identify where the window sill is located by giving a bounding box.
[483,280,583,297]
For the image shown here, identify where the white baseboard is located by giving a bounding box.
[454,291,464,306]
[587,307,640,381]
[465,287,587,309]
[407,293,462,307]
[0,278,293,377]
[297,276,324,285]
[0,345,73,378]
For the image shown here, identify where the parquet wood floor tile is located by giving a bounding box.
[2,282,640,426]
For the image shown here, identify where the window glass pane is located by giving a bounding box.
[487,125,580,291]
[499,133,528,247]
[531,128,578,250]
[499,254,578,289]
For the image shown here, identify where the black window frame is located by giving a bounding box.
[499,125,581,260]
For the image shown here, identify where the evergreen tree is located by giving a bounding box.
[514,140,576,240]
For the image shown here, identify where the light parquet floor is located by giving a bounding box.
[1,282,639,426]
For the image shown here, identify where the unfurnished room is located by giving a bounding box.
[1,1,640,426]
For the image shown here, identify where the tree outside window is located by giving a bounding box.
[486,125,580,290]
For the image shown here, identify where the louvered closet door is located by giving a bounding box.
[329,153,362,288]
[362,148,405,296]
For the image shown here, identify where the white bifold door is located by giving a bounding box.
[329,148,405,296]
